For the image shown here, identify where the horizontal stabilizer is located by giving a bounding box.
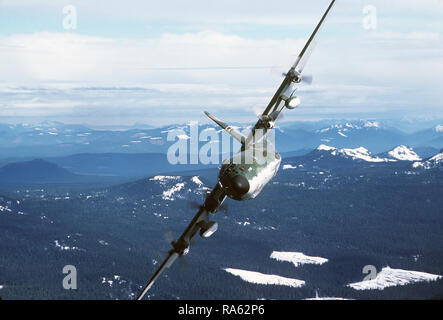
[204,111,246,145]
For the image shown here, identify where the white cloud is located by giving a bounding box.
[369,31,440,41]
[0,0,442,124]
[0,28,441,125]
[0,31,305,84]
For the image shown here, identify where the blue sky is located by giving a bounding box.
[0,0,442,126]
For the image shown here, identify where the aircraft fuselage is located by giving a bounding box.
[218,144,281,201]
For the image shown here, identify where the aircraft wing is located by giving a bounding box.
[241,0,335,149]
[261,0,336,117]
[137,196,220,299]
[137,251,179,300]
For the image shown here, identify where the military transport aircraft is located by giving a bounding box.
[137,0,336,300]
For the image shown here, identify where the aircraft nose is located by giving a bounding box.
[230,175,250,198]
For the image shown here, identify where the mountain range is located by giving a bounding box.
[0,144,441,185]
[0,119,442,300]
[0,120,442,158]
[1,140,442,299]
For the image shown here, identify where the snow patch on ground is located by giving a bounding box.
[305,291,351,300]
[305,296,350,300]
[223,268,305,288]
[148,175,187,200]
[98,240,109,246]
[162,182,185,200]
[363,121,380,128]
[150,175,181,183]
[191,176,204,186]
[0,205,13,213]
[54,240,81,251]
[348,267,442,290]
[270,251,328,267]
[283,164,303,170]
[101,275,127,287]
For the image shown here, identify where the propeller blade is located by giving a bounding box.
[186,201,203,211]
[160,229,193,271]
[219,203,229,215]
[163,229,175,244]
[295,40,317,74]
[178,255,191,270]
[279,72,312,85]
[252,104,263,117]
[302,74,313,85]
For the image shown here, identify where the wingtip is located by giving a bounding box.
[204,111,215,120]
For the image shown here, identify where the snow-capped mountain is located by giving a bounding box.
[1,140,443,300]
[434,125,443,133]
[280,144,439,179]
[315,121,381,136]
[313,144,426,164]
[412,151,443,169]
[0,121,243,157]
[285,120,408,153]
[316,144,393,163]
[408,125,443,148]
[383,145,422,161]
[0,119,442,158]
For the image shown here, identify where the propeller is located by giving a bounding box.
[301,74,313,85]
[186,201,203,211]
[177,255,191,270]
[163,229,175,244]
[219,202,229,215]
[252,104,263,117]
[252,103,285,122]
[164,229,195,246]
[154,250,190,272]
[281,72,313,84]
[160,229,192,270]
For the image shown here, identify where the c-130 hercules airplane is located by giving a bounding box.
[137,0,336,300]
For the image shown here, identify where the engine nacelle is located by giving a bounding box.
[285,96,301,109]
[259,116,274,129]
[200,221,218,238]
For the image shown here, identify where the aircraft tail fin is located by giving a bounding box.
[204,111,246,145]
